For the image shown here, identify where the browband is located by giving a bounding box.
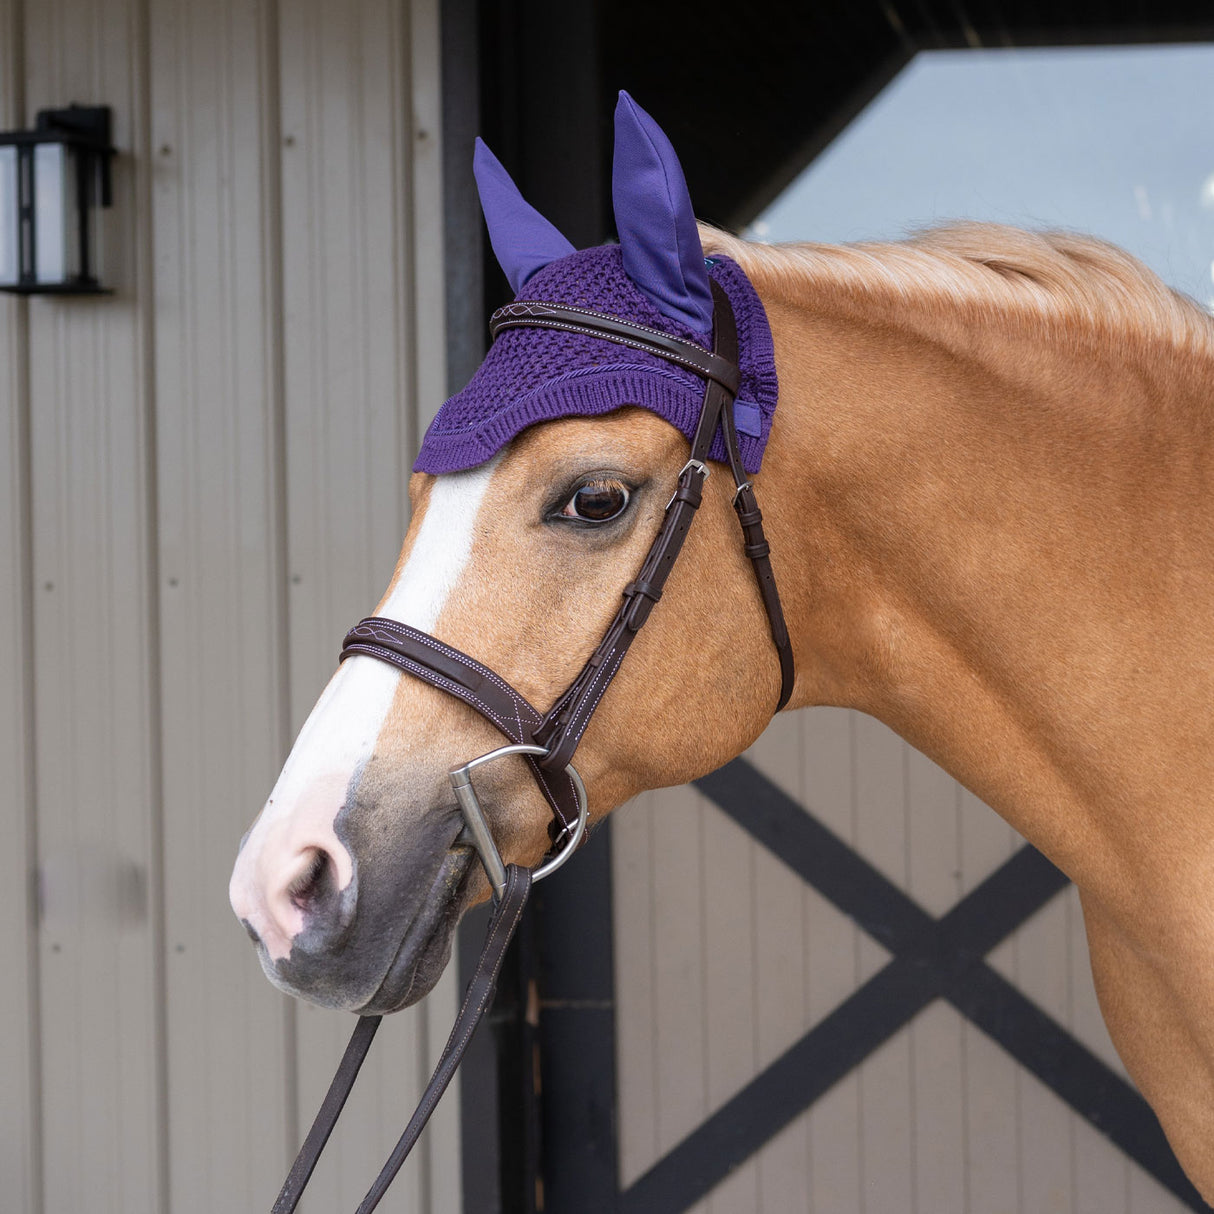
[490,300,742,392]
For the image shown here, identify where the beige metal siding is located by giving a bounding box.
[22,2,164,1209]
[0,3,37,1210]
[277,2,454,1209]
[613,709,1190,1212]
[0,1,453,1211]
[150,0,291,1207]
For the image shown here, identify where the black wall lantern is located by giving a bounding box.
[0,105,114,295]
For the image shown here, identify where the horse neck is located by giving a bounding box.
[758,278,1214,892]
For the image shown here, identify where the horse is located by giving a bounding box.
[230,95,1214,1199]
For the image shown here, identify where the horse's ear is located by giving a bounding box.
[474,137,576,294]
[612,91,713,333]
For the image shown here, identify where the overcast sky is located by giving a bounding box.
[750,43,1214,309]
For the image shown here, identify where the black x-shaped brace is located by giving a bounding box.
[618,758,1207,1214]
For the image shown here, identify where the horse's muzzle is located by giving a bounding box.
[248,806,472,1012]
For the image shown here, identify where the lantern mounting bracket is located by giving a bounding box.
[36,106,114,205]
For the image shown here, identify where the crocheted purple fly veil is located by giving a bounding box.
[414,93,779,476]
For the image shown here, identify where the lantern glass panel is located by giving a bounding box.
[34,141,78,285]
[0,146,17,287]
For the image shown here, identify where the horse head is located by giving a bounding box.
[229,94,790,1014]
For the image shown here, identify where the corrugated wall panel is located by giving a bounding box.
[1,1,453,1210]
[407,0,445,439]
[405,5,463,1203]
[23,0,164,1211]
[276,1,454,1209]
[0,3,39,1211]
[0,297,38,1207]
[148,0,293,1207]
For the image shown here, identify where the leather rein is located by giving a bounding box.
[270,278,794,1213]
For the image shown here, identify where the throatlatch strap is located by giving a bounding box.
[270,865,532,1214]
[707,283,796,712]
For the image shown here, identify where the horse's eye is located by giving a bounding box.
[559,480,630,522]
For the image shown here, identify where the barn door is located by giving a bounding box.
[537,710,1205,1213]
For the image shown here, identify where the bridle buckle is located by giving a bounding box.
[666,458,709,509]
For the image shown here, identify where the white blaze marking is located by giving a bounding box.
[380,456,500,631]
[229,460,499,955]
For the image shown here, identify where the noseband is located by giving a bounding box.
[272,279,795,1213]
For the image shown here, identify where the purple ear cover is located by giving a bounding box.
[612,91,714,335]
[474,137,576,293]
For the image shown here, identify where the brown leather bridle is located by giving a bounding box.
[271,279,794,1213]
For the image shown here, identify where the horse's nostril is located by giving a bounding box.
[287,847,334,913]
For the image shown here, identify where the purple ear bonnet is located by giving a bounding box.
[611,91,713,333]
[415,93,779,476]
[473,139,576,294]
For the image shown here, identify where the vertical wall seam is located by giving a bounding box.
[130,0,170,1203]
[19,292,45,1214]
[352,0,370,586]
[398,0,418,504]
[258,0,298,1163]
[395,2,430,1202]
[20,297,44,1214]
[403,2,461,1201]
[8,0,45,1207]
[397,0,434,1196]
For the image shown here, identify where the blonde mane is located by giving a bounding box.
[701,222,1214,359]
